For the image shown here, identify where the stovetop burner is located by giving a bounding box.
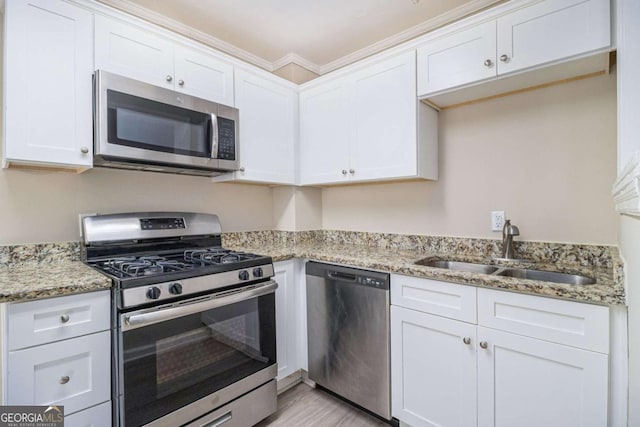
[90,247,264,280]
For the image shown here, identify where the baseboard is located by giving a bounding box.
[277,369,303,394]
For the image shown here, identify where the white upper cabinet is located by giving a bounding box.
[300,51,437,186]
[213,69,297,184]
[3,0,94,170]
[95,15,234,106]
[417,21,497,96]
[299,78,351,185]
[417,0,611,100]
[496,0,610,75]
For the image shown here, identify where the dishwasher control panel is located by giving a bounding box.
[358,276,386,288]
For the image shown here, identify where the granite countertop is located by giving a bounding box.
[0,261,112,303]
[226,242,625,306]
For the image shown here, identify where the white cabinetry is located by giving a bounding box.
[390,275,610,427]
[417,0,611,103]
[3,0,93,170]
[274,260,298,381]
[3,291,111,422]
[95,15,234,106]
[300,51,437,186]
[213,70,297,184]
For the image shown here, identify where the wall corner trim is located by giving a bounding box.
[613,151,640,217]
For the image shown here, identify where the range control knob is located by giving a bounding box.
[253,267,264,278]
[146,286,161,300]
[239,270,250,281]
[169,282,183,295]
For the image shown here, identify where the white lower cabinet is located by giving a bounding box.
[2,291,111,423]
[390,275,610,427]
[477,326,608,427]
[391,306,477,427]
[63,401,112,427]
[274,260,298,380]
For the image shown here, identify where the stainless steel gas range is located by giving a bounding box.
[81,212,277,427]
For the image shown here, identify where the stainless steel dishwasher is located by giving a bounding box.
[306,261,391,421]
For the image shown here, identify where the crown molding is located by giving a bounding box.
[272,53,322,75]
[96,0,502,76]
[95,0,274,71]
[613,151,640,218]
[318,0,503,74]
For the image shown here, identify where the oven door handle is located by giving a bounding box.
[122,280,277,331]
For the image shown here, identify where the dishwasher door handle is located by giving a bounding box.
[327,271,357,282]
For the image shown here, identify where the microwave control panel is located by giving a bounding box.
[217,117,236,161]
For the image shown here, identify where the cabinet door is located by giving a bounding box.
[95,15,174,89]
[64,401,111,426]
[299,80,350,185]
[417,21,496,96]
[477,327,608,427]
[233,70,296,184]
[496,0,610,74]
[391,306,477,427]
[274,260,298,381]
[7,331,111,415]
[3,0,93,168]
[174,45,234,105]
[349,51,418,182]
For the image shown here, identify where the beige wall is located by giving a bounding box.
[272,186,322,231]
[322,73,618,244]
[0,168,274,244]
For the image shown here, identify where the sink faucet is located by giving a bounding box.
[502,219,520,259]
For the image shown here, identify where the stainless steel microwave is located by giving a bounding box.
[93,70,239,176]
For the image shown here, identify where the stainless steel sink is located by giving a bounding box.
[494,268,596,285]
[415,257,596,285]
[415,258,499,274]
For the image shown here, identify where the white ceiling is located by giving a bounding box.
[99,0,502,74]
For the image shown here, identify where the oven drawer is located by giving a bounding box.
[7,331,111,415]
[184,380,277,427]
[7,290,110,350]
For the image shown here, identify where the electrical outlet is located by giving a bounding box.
[78,213,97,237]
[491,211,505,232]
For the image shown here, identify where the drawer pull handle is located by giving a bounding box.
[60,314,70,323]
[462,337,471,345]
[479,341,488,349]
[59,376,70,385]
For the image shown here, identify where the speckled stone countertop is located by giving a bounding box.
[224,233,625,307]
[0,243,111,303]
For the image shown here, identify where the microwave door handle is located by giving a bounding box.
[210,113,219,159]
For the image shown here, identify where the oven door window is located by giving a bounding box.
[107,89,212,157]
[122,293,276,427]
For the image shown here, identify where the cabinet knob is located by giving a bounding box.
[59,376,70,385]
[349,169,355,174]
[60,314,70,323]
[178,79,185,86]
[166,75,173,82]
[479,341,488,349]
[499,54,509,63]
[239,167,245,172]
[342,169,348,175]
[484,59,493,67]
[462,337,471,345]
[80,147,89,154]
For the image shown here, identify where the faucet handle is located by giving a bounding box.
[502,219,511,239]
[503,219,520,236]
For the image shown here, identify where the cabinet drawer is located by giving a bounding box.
[391,274,476,323]
[7,331,111,415]
[8,290,110,350]
[64,401,111,427]
[477,288,609,353]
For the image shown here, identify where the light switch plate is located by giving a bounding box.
[491,211,505,232]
